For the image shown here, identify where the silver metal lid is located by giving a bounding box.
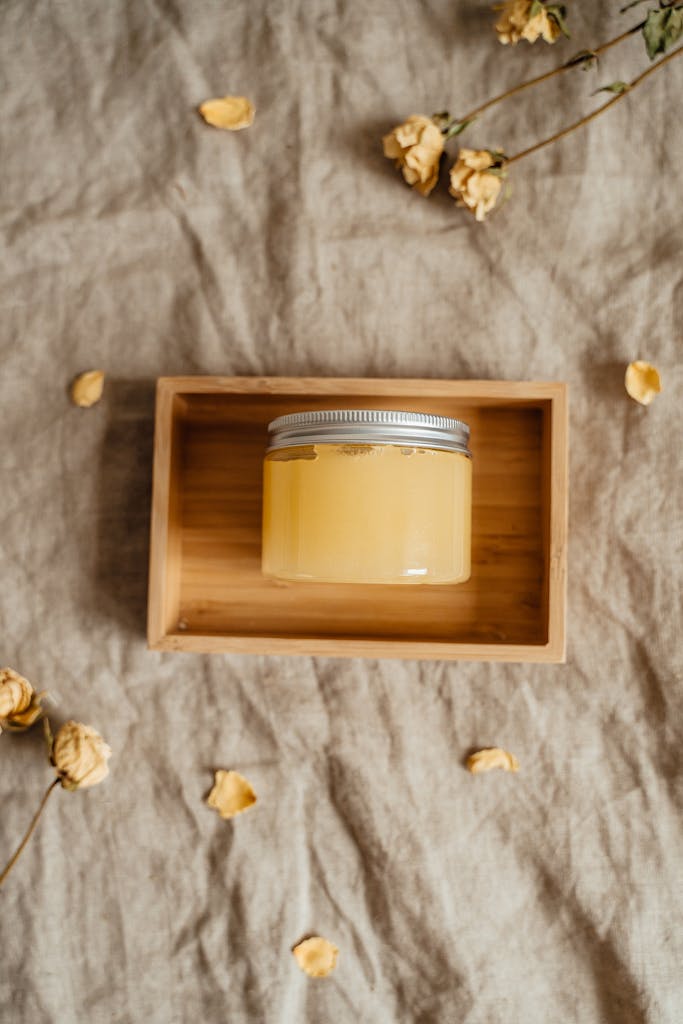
[266,409,471,456]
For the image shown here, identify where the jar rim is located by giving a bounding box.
[266,409,471,457]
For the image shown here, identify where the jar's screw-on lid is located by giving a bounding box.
[266,409,471,456]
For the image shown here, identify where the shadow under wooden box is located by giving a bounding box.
[148,376,567,662]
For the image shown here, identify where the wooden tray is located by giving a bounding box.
[147,377,567,661]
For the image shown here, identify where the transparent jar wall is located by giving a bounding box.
[262,443,472,585]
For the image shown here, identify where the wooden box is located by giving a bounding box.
[147,377,567,661]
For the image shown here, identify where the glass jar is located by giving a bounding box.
[261,409,472,585]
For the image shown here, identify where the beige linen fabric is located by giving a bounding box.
[1,1,681,1022]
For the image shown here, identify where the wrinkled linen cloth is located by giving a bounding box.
[1,1,682,1022]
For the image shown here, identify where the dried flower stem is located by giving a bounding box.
[0,778,59,887]
[507,43,683,164]
[459,13,675,125]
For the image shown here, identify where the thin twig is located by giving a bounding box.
[506,43,683,163]
[456,10,679,126]
[0,778,59,887]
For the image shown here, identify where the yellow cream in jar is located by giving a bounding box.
[261,410,472,585]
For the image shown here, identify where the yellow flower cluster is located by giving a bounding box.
[495,0,562,46]
[383,117,506,221]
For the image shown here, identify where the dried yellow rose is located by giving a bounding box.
[449,149,505,222]
[71,370,104,407]
[495,0,563,45]
[625,361,662,406]
[382,115,444,197]
[199,96,254,131]
[1,718,110,886]
[0,668,32,719]
[51,721,111,790]
[467,747,519,773]
[207,769,257,819]
[292,936,339,978]
[0,668,44,733]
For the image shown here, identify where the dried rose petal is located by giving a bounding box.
[466,747,519,773]
[71,370,104,408]
[207,770,257,819]
[625,361,662,406]
[198,96,254,131]
[292,936,339,978]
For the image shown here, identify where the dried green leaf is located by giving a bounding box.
[444,118,475,139]
[484,150,508,174]
[546,4,570,38]
[565,48,599,69]
[43,716,54,758]
[593,80,631,95]
[432,112,475,139]
[643,7,683,60]
[620,0,648,11]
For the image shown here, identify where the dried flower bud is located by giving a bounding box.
[0,668,32,718]
[495,0,564,46]
[382,115,445,197]
[449,149,506,222]
[51,721,111,790]
[0,668,44,733]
